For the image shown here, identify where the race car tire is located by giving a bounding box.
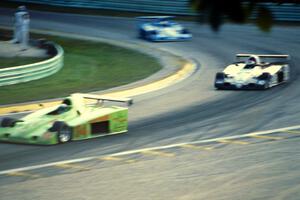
[139,29,147,39]
[264,81,270,89]
[181,29,190,34]
[50,121,73,143]
[257,73,271,89]
[277,71,284,83]
[146,30,159,41]
[0,117,19,127]
[214,72,225,89]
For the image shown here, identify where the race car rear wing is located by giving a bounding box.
[236,54,290,64]
[136,16,174,25]
[136,16,174,21]
[236,54,290,59]
[75,93,133,106]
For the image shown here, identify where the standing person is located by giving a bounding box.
[11,6,23,43]
[20,6,30,50]
[11,6,30,50]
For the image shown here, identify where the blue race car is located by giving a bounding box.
[137,16,192,42]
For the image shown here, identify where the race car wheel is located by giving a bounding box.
[216,72,226,79]
[258,73,271,89]
[50,121,73,143]
[263,81,270,89]
[277,71,284,83]
[1,117,18,127]
[139,29,147,39]
[214,72,225,89]
[181,29,190,34]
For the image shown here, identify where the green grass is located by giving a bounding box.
[0,33,162,105]
[0,57,47,69]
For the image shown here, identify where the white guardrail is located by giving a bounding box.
[0,42,64,86]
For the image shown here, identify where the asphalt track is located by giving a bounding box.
[0,7,300,199]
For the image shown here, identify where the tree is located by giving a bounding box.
[190,0,299,31]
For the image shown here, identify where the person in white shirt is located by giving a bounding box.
[11,6,30,50]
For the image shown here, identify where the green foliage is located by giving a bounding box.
[256,5,273,32]
[191,0,245,31]
[190,0,295,32]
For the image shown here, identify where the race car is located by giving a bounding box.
[137,16,192,42]
[214,54,290,90]
[0,93,133,145]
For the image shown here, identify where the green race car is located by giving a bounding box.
[0,93,133,145]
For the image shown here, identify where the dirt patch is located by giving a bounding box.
[0,41,47,58]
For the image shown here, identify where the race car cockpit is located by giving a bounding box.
[244,56,258,69]
[47,103,72,115]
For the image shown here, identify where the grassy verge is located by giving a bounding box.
[0,57,47,69]
[0,30,162,105]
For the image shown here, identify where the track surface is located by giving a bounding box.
[0,8,300,199]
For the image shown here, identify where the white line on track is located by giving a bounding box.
[1,124,300,175]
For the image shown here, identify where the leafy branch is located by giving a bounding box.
[190,0,299,31]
